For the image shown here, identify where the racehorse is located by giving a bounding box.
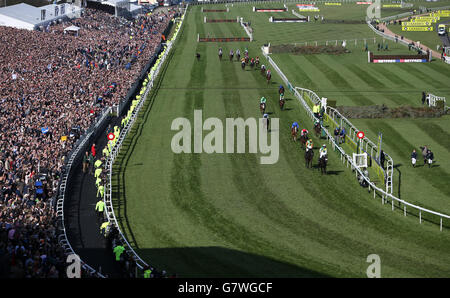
[250,58,255,69]
[236,52,241,62]
[260,102,266,114]
[241,60,246,70]
[261,65,266,76]
[219,50,222,61]
[314,122,321,138]
[266,71,271,84]
[196,53,200,61]
[305,149,314,169]
[279,86,285,96]
[299,133,308,149]
[279,95,285,110]
[245,56,249,64]
[291,126,298,142]
[318,154,328,175]
[230,52,234,61]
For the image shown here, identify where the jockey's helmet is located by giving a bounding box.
[323,144,326,147]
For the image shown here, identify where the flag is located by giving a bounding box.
[41,127,49,134]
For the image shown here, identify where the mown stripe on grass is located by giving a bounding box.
[279,54,318,90]
[413,122,450,153]
[397,64,443,89]
[420,62,450,83]
[371,65,415,89]
[344,64,386,89]
[304,55,375,106]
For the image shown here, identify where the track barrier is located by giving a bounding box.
[198,36,251,42]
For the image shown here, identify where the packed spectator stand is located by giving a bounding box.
[0,6,178,278]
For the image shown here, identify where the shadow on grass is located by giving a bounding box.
[135,246,330,278]
[325,170,344,175]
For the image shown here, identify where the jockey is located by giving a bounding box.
[280,92,284,101]
[230,49,234,56]
[314,119,320,127]
[279,85,284,92]
[256,56,260,63]
[319,144,327,158]
[244,47,248,55]
[267,69,271,76]
[261,64,266,71]
[219,48,222,55]
[260,96,267,104]
[301,128,308,136]
[292,122,299,131]
[306,139,313,152]
[236,49,240,56]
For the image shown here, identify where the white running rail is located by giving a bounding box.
[427,93,446,108]
[262,47,450,230]
[239,17,253,41]
[103,6,188,271]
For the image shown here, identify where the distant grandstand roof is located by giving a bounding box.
[0,3,83,30]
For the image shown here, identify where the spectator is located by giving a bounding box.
[339,127,346,144]
[411,149,417,168]
[83,151,89,173]
[426,149,434,168]
[91,144,96,158]
[312,103,320,119]
[379,150,385,169]
[334,127,340,144]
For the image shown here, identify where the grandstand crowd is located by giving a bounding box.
[0,6,178,278]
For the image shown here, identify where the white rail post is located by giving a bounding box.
[440,218,443,231]
[419,211,422,223]
[404,205,406,216]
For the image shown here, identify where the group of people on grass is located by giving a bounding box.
[411,146,434,168]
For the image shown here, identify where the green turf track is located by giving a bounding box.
[113,4,450,278]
